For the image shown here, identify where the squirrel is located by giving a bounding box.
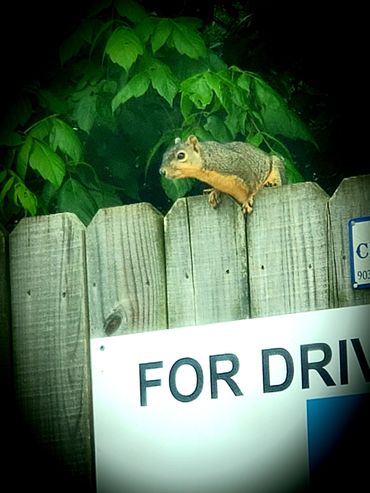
[160,135,287,214]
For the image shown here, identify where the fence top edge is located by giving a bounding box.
[87,202,163,227]
[166,181,329,214]
[264,180,329,199]
[0,223,8,238]
[292,180,328,195]
[4,175,369,232]
[329,174,370,203]
[9,211,85,236]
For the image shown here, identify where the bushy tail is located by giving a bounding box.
[272,155,287,185]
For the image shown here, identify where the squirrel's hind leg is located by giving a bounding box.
[203,188,222,208]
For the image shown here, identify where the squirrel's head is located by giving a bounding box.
[160,135,203,179]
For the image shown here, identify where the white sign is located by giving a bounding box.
[91,305,370,493]
[349,216,370,288]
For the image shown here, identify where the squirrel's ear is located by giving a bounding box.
[187,135,200,152]
[174,137,181,144]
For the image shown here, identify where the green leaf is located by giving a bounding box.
[105,27,144,71]
[16,135,33,180]
[0,131,23,146]
[73,93,97,133]
[89,19,115,58]
[49,118,82,163]
[247,132,264,147]
[225,108,246,138]
[148,61,178,106]
[135,17,157,43]
[284,156,305,183]
[112,72,150,111]
[208,52,227,72]
[60,19,98,65]
[72,163,123,204]
[38,89,69,114]
[100,79,118,93]
[204,71,228,109]
[260,132,304,183]
[175,17,203,30]
[237,72,252,92]
[253,78,317,147]
[193,128,214,141]
[180,93,194,120]
[145,129,187,178]
[204,115,231,141]
[29,140,66,189]
[161,176,194,201]
[28,118,53,140]
[73,162,102,189]
[181,73,213,109]
[14,182,37,216]
[95,93,117,129]
[0,175,15,202]
[114,0,147,23]
[39,181,58,211]
[171,20,207,59]
[57,178,98,225]
[151,19,172,53]
[0,170,7,184]
[89,184,122,209]
[205,71,234,114]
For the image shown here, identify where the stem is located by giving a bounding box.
[260,131,293,160]
[24,114,59,135]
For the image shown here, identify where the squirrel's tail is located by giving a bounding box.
[271,155,287,186]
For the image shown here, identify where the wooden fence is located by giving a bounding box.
[1,175,369,491]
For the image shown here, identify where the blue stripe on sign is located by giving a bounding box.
[307,393,369,489]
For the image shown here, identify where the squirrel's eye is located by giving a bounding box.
[176,151,186,161]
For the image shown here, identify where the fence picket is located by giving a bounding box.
[87,204,167,338]
[9,213,93,488]
[247,182,330,317]
[164,194,249,327]
[328,175,370,307]
[0,227,11,387]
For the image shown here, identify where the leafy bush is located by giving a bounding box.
[0,0,316,229]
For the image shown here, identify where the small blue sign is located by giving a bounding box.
[348,216,370,289]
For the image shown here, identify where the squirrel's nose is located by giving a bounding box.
[159,167,166,176]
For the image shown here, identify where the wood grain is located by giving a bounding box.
[328,174,370,307]
[247,182,330,317]
[0,227,11,388]
[164,194,249,327]
[9,213,93,488]
[87,203,167,338]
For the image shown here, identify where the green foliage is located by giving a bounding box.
[0,0,317,230]
[105,27,144,71]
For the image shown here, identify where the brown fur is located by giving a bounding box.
[160,135,286,213]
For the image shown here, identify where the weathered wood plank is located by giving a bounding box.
[0,226,11,390]
[87,204,167,337]
[247,182,330,317]
[9,213,93,489]
[164,197,195,328]
[328,174,370,307]
[164,194,249,327]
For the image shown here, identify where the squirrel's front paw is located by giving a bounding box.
[204,188,221,208]
[242,199,254,214]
